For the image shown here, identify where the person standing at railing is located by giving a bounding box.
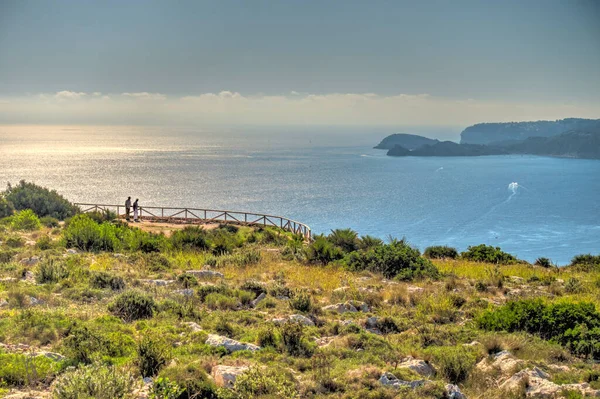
[125,197,132,221]
[133,199,139,222]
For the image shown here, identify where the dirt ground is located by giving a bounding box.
[123,220,221,237]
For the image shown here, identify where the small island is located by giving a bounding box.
[377,118,600,159]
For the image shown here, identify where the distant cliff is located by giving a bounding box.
[384,128,600,159]
[460,118,600,145]
[374,133,439,150]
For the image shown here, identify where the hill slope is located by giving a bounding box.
[374,133,440,150]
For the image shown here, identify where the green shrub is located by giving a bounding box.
[257,327,278,348]
[10,209,41,231]
[5,235,24,248]
[461,244,517,264]
[280,321,313,357]
[570,254,600,271]
[328,228,359,253]
[61,323,135,364]
[124,229,165,253]
[176,273,198,288]
[305,236,343,265]
[197,284,229,302]
[137,335,172,378]
[535,257,553,268]
[215,317,235,337]
[36,259,69,284]
[426,346,476,384]
[205,293,239,310]
[86,209,117,224]
[239,280,266,297]
[565,278,585,294]
[90,271,126,290]
[358,235,384,250]
[478,299,600,359]
[5,180,78,220]
[108,291,156,322]
[0,351,63,386]
[62,214,120,252]
[40,216,60,228]
[0,196,14,218]
[424,245,459,259]
[289,291,312,313]
[36,235,54,250]
[52,363,134,399]
[344,239,439,280]
[61,324,105,364]
[151,377,184,399]
[159,363,219,399]
[233,366,299,399]
[170,226,209,251]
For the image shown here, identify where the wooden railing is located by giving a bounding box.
[74,203,312,240]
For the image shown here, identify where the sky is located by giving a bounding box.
[0,0,599,128]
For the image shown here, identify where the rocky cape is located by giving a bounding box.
[378,119,600,159]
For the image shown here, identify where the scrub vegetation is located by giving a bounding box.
[1,183,600,398]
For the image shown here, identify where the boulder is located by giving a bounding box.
[212,365,249,388]
[500,367,600,398]
[347,300,369,312]
[32,351,65,361]
[0,299,8,308]
[398,356,435,377]
[476,351,523,375]
[186,270,224,279]
[183,322,203,332]
[272,314,315,327]
[173,289,194,297]
[378,372,426,389]
[251,292,266,307]
[205,334,260,353]
[66,248,78,254]
[445,384,467,399]
[141,279,175,286]
[322,301,368,313]
[20,256,40,266]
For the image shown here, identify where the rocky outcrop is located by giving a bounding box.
[322,301,369,314]
[476,351,524,375]
[186,270,224,279]
[398,356,434,377]
[501,367,600,398]
[272,314,315,327]
[251,292,266,307]
[140,279,175,286]
[205,334,260,352]
[212,365,249,388]
[379,372,466,398]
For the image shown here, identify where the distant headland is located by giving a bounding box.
[376,118,600,159]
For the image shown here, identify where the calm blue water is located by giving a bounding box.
[1,125,599,264]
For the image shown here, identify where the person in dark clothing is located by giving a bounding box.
[133,199,139,222]
[125,196,132,221]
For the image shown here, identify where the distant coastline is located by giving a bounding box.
[375,118,600,159]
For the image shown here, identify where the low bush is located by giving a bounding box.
[205,293,239,310]
[90,271,126,290]
[570,254,600,271]
[0,351,63,386]
[328,228,359,253]
[176,273,198,288]
[197,284,229,302]
[535,257,553,268]
[35,259,69,284]
[62,214,120,252]
[36,235,55,250]
[565,278,585,294]
[478,299,600,359]
[358,235,384,250]
[344,239,439,280]
[281,321,314,357]
[5,235,25,248]
[10,209,41,231]
[5,180,78,220]
[151,377,184,399]
[0,196,14,218]
[108,291,156,322]
[233,366,299,399]
[239,280,266,297]
[52,363,134,399]
[289,291,312,313]
[461,244,517,264]
[424,245,459,259]
[159,363,219,399]
[170,226,209,251]
[40,216,60,228]
[256,327,278,348]
[61,323,136,364]
[426,345,476,384]
[137,335,172,378]
[305,236,343,265]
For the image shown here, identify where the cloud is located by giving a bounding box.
[54,90,87,100]
[0,90,598,127]
[121,92,166,100]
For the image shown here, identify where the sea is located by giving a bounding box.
[1,125,599,265]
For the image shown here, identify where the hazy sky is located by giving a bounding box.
[0,0,599,127]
